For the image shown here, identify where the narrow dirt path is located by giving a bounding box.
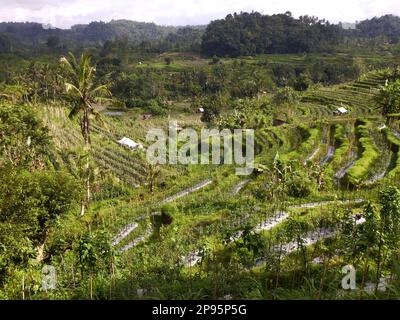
[161,179,213,204]
[117,228,153,253]
[304,148,320,165]
[113,179,213,252]
[254,213,366,267]
[335,158,356,180]
[183,199,364,267]
[112,223,138,246]
[320,146,335,165]
[232,179,251,194]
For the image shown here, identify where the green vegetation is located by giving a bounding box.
[333,124,350,163]
[202,12,341,57]
[385,128,400,178]
[346,120,380,186]
[60,52,112,215]
[2,11,400,301]
[376,78,400,123]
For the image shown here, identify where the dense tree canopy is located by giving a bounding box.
[0,104,51,169]
[201,12,341,57]
[356,15,400,43]
[1,14,400,57]
[0,33,11,53]
[0,102,80,284]
[375,79,400,122]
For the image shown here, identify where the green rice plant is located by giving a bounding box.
[332,124,350,165]
[346,120,380,186]
[384,128,400,178]
[322,123,350,186]
[281,125,320,162]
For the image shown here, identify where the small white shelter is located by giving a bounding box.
[198,107,204,113]
[336,107,348,115]
[378,124,387,131]
[117,137,143,150]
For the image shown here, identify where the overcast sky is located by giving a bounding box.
[0,0,399,29]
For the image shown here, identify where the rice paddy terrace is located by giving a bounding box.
[43,68,400,298]
[299,72,387,119]
[41,106,147,190]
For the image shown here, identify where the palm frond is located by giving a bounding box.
[90,107,103,124]
[68,104,83,119]
[68,52,79,73]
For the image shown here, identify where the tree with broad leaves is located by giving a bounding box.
[375,79,400,124]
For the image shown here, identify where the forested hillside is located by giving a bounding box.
[2,13,400,56]
[201,12,400,57]
[356,14,400,42]
[201,12,341,57]
[0,20,205,53]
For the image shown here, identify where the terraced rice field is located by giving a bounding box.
[38,68,400,298]
[301,73,386,117]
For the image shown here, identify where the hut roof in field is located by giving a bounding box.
[117,137,143,149]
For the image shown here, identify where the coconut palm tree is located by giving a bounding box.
[60,52,111,216]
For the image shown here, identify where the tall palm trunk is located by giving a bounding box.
[80,107,91,216]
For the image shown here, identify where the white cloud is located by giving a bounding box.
[0,0,399,28]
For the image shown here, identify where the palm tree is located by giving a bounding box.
[60,52,111,216]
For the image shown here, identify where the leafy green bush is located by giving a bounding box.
[286,175,312,198]
[146,99,168,116]
[0,103,52,168]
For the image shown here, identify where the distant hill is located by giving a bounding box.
[70,20,178,44]
[201,12,342,57]
[355,14,400,42]
[0,20,206,52]
[0,22,63,47]
[1,13,400,55]
[201,12,400,57]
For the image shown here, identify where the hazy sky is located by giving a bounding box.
[0,0,399,29]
